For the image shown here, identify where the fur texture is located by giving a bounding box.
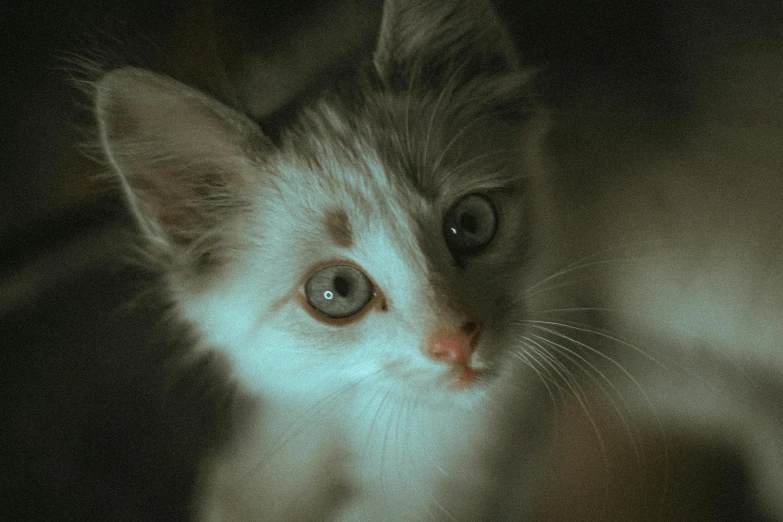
[94,0,783,520]
[96,1,552,519]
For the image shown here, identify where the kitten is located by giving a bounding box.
[93,0,783,520]
[94,0,553,520]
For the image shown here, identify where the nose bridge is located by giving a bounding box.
[391,204,484,365]
[422,227,483,321]
[420,258,487,364]
[430,272,480,329]
[417,276,477,333]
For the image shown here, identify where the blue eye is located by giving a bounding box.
[443,193,497,259]
[304,264,374,319]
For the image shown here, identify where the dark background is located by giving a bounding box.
[1,1,781,520]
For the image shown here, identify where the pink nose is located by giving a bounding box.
[426,321,481,366]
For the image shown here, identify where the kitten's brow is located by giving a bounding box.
[323,208,353,248]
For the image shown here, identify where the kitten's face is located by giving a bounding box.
[95,0,540,407]
[175,98,532,404]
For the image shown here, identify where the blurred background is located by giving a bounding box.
[1,0,781,520]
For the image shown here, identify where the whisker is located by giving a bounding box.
[244,371,378,484]
[527,319,668,431]
[526,333,645,474]
[359,385,388,459]
[524,313,719,491]
[521,335,613,502]
[430,494,458,522]
[379,389,397,512]
[524,334,618,411]
[520,336,589,414]
[527,307,743,383]
[365,387,392,457]
[440,147,516,181]
[422,83,452,168]
[403,61,419,165]
[511,345,562,410]
[430,107,515,177]
[522,323,657,416]
[521,318,669,371]
[421,493,440,522]
[524,254,674,300]
[393,395,411,487]
[525,238,677,294]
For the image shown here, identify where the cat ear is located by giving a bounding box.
[95,67,270,262]
[373,0,519,89]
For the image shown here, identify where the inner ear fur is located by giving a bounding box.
[95,67,271,265]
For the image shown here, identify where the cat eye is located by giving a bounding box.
[443,194,497,259]
[304,264,375,320]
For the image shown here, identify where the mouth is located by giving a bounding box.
[384,360,489,391]
[448,365,486,389]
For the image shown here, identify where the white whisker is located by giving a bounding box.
[524,254,672,300]
[528,307,745,382]
[526,238,676,294]
[527,333,645,470]
[523,324,657,417]
[430,494,458,522]
[430,109,511,177]
[522,335,612,498]
[245,371,378,484]
[403,62,419,164]
[422,84,452,168]
[512,344,562,410]
[522,318,669,370]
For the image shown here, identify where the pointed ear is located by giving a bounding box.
[95,68,271,264]
[373,0,519,89]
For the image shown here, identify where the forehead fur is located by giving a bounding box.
[242,84,533,315]
[282,76,531,206]
[265,79,531,250]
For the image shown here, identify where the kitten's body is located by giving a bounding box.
[93,0,783,520]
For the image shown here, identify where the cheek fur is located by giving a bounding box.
[177,283,260,352]
[262,310,446,392]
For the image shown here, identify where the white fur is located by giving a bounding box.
[182,151,495,520]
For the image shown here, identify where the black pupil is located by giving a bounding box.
[334,275,350,297]
[460,212,478,234]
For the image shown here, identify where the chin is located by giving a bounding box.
[411,373,491,409]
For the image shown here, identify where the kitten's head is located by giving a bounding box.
[95,0,546,407]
